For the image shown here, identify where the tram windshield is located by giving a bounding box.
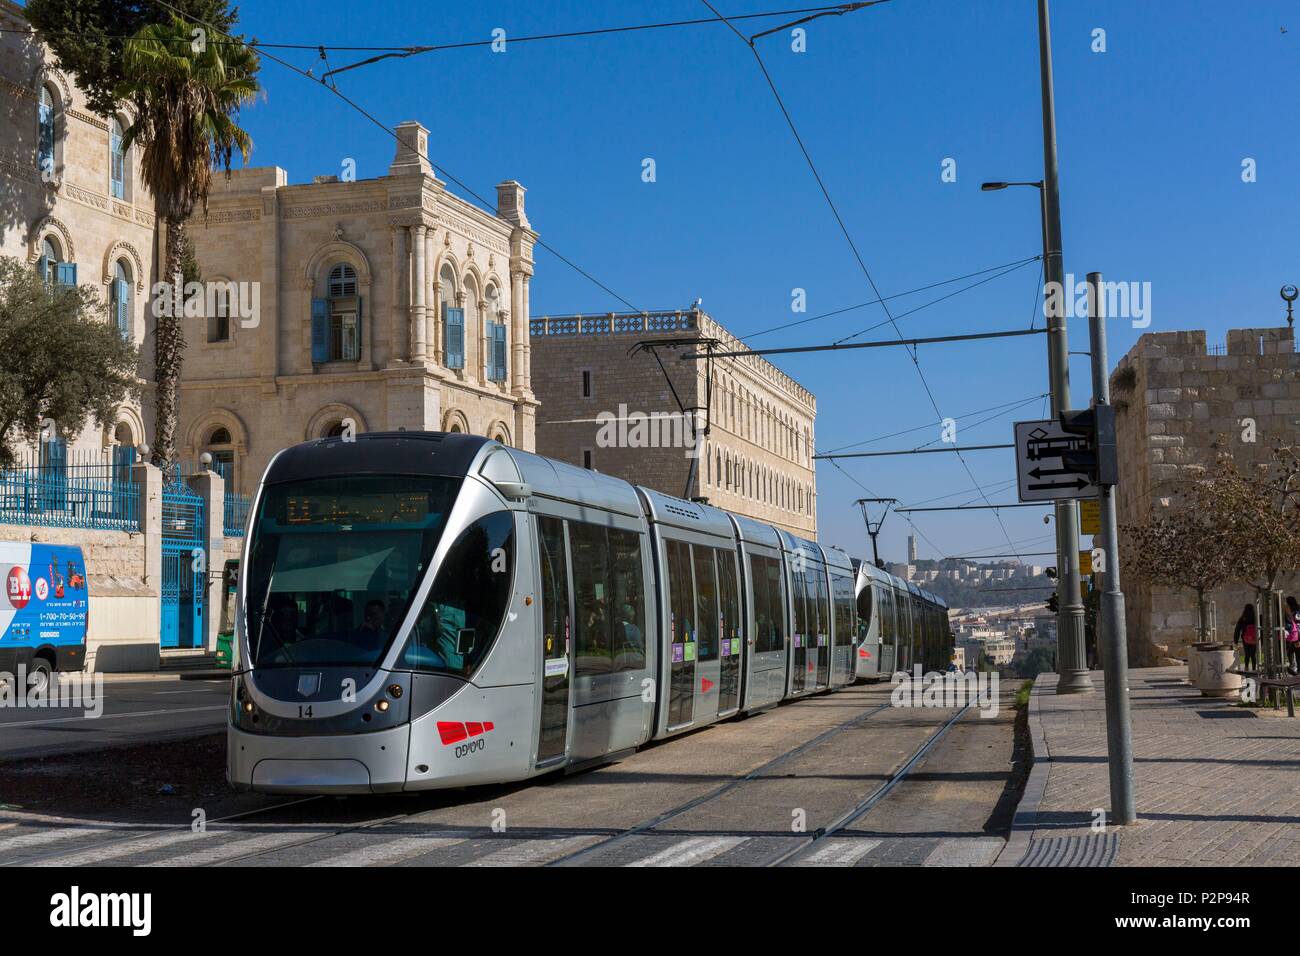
[244,475,458,668]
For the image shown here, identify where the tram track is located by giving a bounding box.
[764,701,972,866]
[545,693,897,867]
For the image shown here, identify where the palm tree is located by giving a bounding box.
[115,16,259,466]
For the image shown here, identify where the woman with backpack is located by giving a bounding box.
[1233,604,1258,672]
[1286,596,1300,674]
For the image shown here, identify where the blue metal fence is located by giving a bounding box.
[0,448,139,532]
[224,492,251,537]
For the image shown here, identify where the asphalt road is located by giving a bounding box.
[0,677,229,760]
[0,680,1027,867]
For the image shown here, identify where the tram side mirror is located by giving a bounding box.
[456,628,477,656]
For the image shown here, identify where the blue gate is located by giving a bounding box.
[160,472,205,649]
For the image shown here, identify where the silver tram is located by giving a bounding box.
[227,433,952,794]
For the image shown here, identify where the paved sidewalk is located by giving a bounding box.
[1002,666,1300,866]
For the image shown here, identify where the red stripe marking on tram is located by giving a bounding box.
[438,721,468,745]
[484,721,494,731]
[701,678,714,693]
[466,721,483,736]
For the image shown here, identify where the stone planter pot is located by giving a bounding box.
[1195,644,1242,698]
[1188,641,1219,685]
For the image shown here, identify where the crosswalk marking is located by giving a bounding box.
[0,825,114,855]
[310,836,467,867]
[33,828,210,867]
[627,836,748,867]
[799,838,883,866]
[467,835,601,866]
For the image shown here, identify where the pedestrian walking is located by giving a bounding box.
[1286,597,1300,674]
[1233,604,1258,673]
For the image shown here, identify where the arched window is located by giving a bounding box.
[37,85,56,177]
[484,283,506,382]
[208,281,231,343]
[324,421,346,438]
[111,259,131,338]
[312,263,361,362]
[109,117,126,199]
[38,236,60,284]
[439,264,462,369]
[206,426,236,489]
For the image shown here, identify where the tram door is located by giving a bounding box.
[743,551,786,709]
[535,516,571,766]
[877,585,896,676]
[789,568,808,694]
[692,546,722,725]
[715,549,742,716]
[812,567,831,689]
[665,538,696,730]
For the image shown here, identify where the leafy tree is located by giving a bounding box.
[1122,503,1235,646]
[24,0,237,118]
[1195,444,1300,675]
[0,257,140,468]
[114,15,259,465]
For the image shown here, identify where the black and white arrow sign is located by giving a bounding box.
[1014,420,1100,503]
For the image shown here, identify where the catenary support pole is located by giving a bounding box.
[1038,0,1092,693]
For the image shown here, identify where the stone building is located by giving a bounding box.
[181,121,538,494]
[0,0,156,458]
[530,308,817,537]
[1111,325,1300,664]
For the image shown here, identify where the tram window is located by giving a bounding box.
[716,548,739,650]
[608,527,646,672]
[834,577,853,644]
[764,556,786,653]
[569,522,614,678]
[856,580,873,641]
[878,585,894,647]
[245,475,456,668]
[537,516,569,663]
[401,511,515,676]
[693,545,719,662]
[667,538,694,652]
[813,570,830,642]
[791,567,808,642]
[749,557,770,651]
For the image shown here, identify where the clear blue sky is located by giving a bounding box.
[129,1,1300,561]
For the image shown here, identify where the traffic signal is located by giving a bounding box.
[1058,405,1118,485]
[1046,591,1059,613]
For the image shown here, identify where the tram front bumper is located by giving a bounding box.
[227,722,411,795]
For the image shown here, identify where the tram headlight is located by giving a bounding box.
[243,700,255,714]
[387,683,403,699]
[375,699,390,713]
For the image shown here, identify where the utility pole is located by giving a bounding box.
[1038,0,1092,693]
[1087,271,1136,824]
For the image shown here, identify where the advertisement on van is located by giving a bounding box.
[0,541,88,676]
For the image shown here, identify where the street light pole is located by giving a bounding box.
[1037,0,1093,693]
[1087,271,1136,824]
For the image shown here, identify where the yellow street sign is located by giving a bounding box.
[1079,550,1093,575]
[1079,500,1100,536]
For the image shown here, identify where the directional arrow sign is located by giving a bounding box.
[1014,419,1101,503]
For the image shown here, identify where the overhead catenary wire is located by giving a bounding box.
[697,0,1033,561]
[739,254,1041,341]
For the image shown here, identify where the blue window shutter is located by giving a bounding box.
[115,278,130,336]
[56,262,76,287]
[492,322,507,381]
[311,298,329,362]
[445,307,464,369]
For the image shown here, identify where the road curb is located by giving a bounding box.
[993,672,1053,867]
